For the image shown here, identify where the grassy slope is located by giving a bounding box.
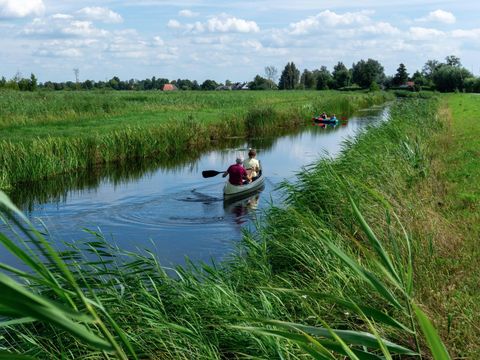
[415,93,480,357]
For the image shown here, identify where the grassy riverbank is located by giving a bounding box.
[0,90,391,189]
[1,95,464,358]
[413,94,480,357]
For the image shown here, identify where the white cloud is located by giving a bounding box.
[416,10,456,24]
[23,16,109,38]
[152,36,164,46]
[185,21,205,33]
[289,10,372,35]
[52,13,73,20]
[167,19,182,29]
[451,28,480,40]
[241,40,262,51]
[0,0,44,18]
[179,9,198,18]
[170,15,259,34]
[409,26,445,40]
[77,7,123,24]
[206,16,259,33]
[35,48,83,58]
[361,22,399,35]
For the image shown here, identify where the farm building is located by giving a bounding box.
[162,84,177,91]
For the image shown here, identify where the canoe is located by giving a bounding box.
[223,173,265,198]
[312,116,338,124]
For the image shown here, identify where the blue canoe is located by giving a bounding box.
[312,116,338,124]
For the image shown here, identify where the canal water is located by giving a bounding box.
[1,106,389,268]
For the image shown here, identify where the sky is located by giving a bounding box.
[1,0,479,83]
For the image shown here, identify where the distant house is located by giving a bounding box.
[406,81,415,88]
[215,82,250,91]
[163,84,177,91]
[215,85,232,90]
[232,82,249,90]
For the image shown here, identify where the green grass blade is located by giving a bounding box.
[347,193,401,285]
[0,272,112,351]
[413,304,451,360]
[261,319,416,355]
[0,351,35,359]
[268,288,412,333]
[320,233,404,310]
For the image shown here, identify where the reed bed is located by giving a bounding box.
[0,96,451,359]
[0,91,391,189]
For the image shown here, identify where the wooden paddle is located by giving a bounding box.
[202,170,225,178]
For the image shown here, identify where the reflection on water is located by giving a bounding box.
[223,187,264,225]
[2,105,390,268]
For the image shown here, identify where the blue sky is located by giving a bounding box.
[1,0,479,83]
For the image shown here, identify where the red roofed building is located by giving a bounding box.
[163,84,177,91]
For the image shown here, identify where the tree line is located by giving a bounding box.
[1,55,479,93]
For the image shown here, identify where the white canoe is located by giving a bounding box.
[223,174,265,198]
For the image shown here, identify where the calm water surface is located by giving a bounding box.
[2,106,389,267]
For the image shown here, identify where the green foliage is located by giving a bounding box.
[393,63,409,86]
[278,62,300,90]
[369,81,380,92]
[300,69,317,89]
[315,66,333,90]
[332,62,351,89]
[249,75,272,90]
[432,65,472,92]
[200,79,218,90]
[352,59,385,88]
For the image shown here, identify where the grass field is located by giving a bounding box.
[0,95,459,359]
[0,90,391,189]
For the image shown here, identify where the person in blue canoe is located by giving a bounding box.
[330,113,337,121]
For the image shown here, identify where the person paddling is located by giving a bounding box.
[223,157,249,185]
[243,148,261,180]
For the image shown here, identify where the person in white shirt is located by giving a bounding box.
[243,148,261,180]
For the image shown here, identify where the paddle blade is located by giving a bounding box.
[202,170,223,178]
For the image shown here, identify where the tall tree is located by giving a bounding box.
[249,75,269,90]
[200,79,218,90]
[314,66,332,90]
[73,68,80,90]
[29,73,37,91]
[332,62,350,88]
[278,62,300,90]
[351,59,385,88]
[265,66,278,88]
[445,55,461,67]
[393,63,409,86]
[422,60,440,80]
[432,62,472,92]
[300,69,316,89]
